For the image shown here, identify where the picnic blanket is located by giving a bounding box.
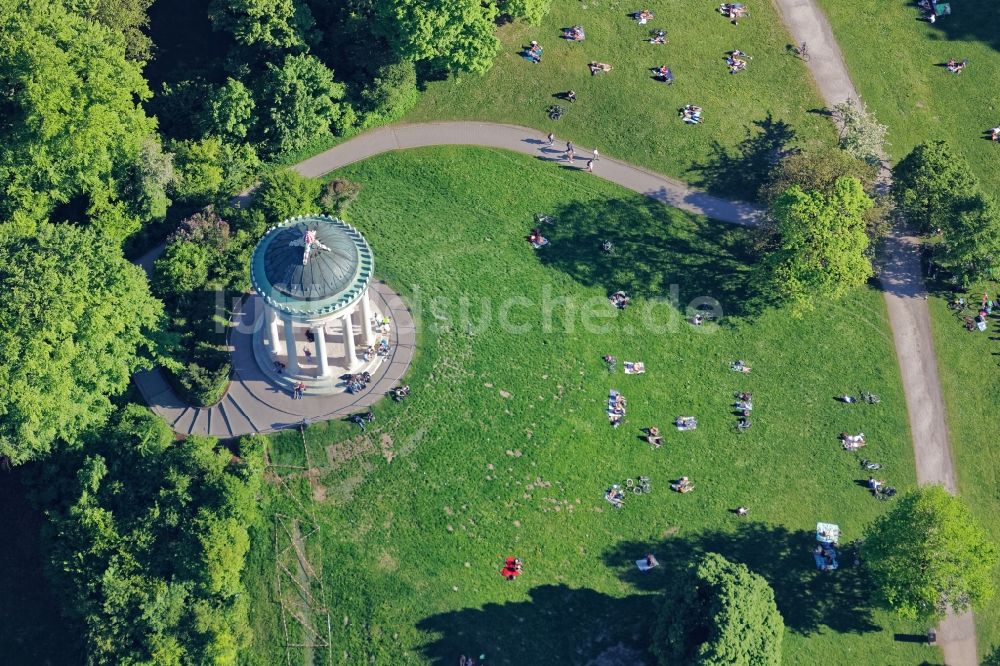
[636,557,659,571]
[624,361,646,374]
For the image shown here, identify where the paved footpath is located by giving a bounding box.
[293,121,764,226]
[771,0,976,662]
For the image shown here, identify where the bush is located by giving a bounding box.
[361,61,419,128]
[254,168,321,221]
[174,346,231,407]
[319,178,362,216]
[154,239,212,297]
[171,137,225,203]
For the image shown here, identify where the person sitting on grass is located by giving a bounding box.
[646,426,663,447]
[525,41,543,63]
[589,62,613,75]
[991,126,1000,142]
[649,29,666,44]
[566,90,577,102]
[728,56,748,73]
[654,65,674,84]
[681,104,703,124]
[610,290,630,309]
[946,58,968,73]
[633,9,654,24]
[606,485,625,508]
[528,228,549,248]
[735,506,749,517]
[670,476,694,493]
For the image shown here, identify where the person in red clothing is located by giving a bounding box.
[501,557,523,580]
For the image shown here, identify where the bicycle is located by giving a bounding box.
[547,104,565,120]
[860,390,880,404]
[860,459,882,471]
[792,41,809,61]
[625,476,652,494]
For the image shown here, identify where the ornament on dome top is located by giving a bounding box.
[288,228,330,265]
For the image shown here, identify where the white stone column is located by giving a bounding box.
[341,313,357,370]
[267,306,282,355]
[282,316,299,374]
[314,324,330,377]
[360,291,375,346]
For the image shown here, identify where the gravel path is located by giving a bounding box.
[770,0,975,661]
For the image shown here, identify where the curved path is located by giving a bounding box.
[293,121,764,226]
[771,0,975,662]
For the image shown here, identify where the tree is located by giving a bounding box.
[122,137,175,222]
[201,78,256,143]
[376,0,500,74]
[935,193,1000,285]
[256,53,346,155]
[360,60,419,128]
[763,147,877,204]
[0,0,159,239]
[863,485,999,621]
[254,168,321,221]
[29,408,263,664]
[765,177,874,314]
[893,140,980,233]
[171,138,225,203]
[154,239,212,296]
[208,0,314,49]
[83,0,155,61]
[832,99,888,166]
[652,553,784,666]
[499,0,553,24]
[0,222,163,465]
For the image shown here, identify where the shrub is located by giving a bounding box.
[361,61,419,128]
[254,168,321,221]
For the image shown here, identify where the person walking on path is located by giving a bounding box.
[566,141,573,153]
[545,132,554,147]
[586,159,594,173]
[566,148,575,164]
[593,148,600,161]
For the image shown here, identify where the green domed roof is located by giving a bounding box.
[250,215,374,318]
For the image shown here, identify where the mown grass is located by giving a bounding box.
[927,286,1000,655]
[240,147,934,665]
[815,0,1000,197]
[406,0,837,199]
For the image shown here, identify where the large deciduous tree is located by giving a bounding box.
[0,222,163,465]
[256,53,345,155]
[863,485,998,621]
[935,193,1000,285]
[893,140,980,233]
[765,177,873,314]
[376,0,500,74]
[208,0,314,49]
[0,0,160,239]
[832,99,888,167]
[253,168,321,221]
[652,553,784,666]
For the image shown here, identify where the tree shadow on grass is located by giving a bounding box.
[415,583,655,665]
[603,522,881,637]
[687,114,798,202]
[538,196,766,318]
[923,0,1000,54]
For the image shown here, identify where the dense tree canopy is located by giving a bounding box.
[80,0,155,61]
[765,177,873,314]
[652,553,784,666]
[0,0,159,239]
[935,193,1000,285]
[254,168,321,220]
[257,53,345,155]
[893,140,980,233]
[0,222,163,465]
[209,0,315,49]
[863,485,998,621]
[29,406,264,665]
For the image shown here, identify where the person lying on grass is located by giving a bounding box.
[632,9,654,24]
[589,62,613,75]
[653,65,674,83]
[946,58,968,73]
[563,26,585,41]
[649,29,666,44]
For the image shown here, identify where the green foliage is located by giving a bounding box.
[832,100,888,166]
[31,406,264,665]
[499,0,553,25]
[893,140,980,233]
[377,0,500,74]
[155,239,212,295]
[863,485,999,621]
[0,222,163,465]
[360,60,419,128]
[123,137,175,222]
[0,0,158,239]
[171,137,225,203]
[201,78,256,143]
[82,0,154,61]
[652,553,784,666]
[765,177,874,314]
[208,0,314,49]
[256,53,345,156]
[254,168,321,220]
[764,147,878,204]
[935,193,1000,285]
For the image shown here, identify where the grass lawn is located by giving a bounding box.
[815,0,1000,197]
[406,1,837,200]
[240,147,934,665]
[927,287,1000,656]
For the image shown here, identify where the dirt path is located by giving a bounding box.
[770,0,975,662]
